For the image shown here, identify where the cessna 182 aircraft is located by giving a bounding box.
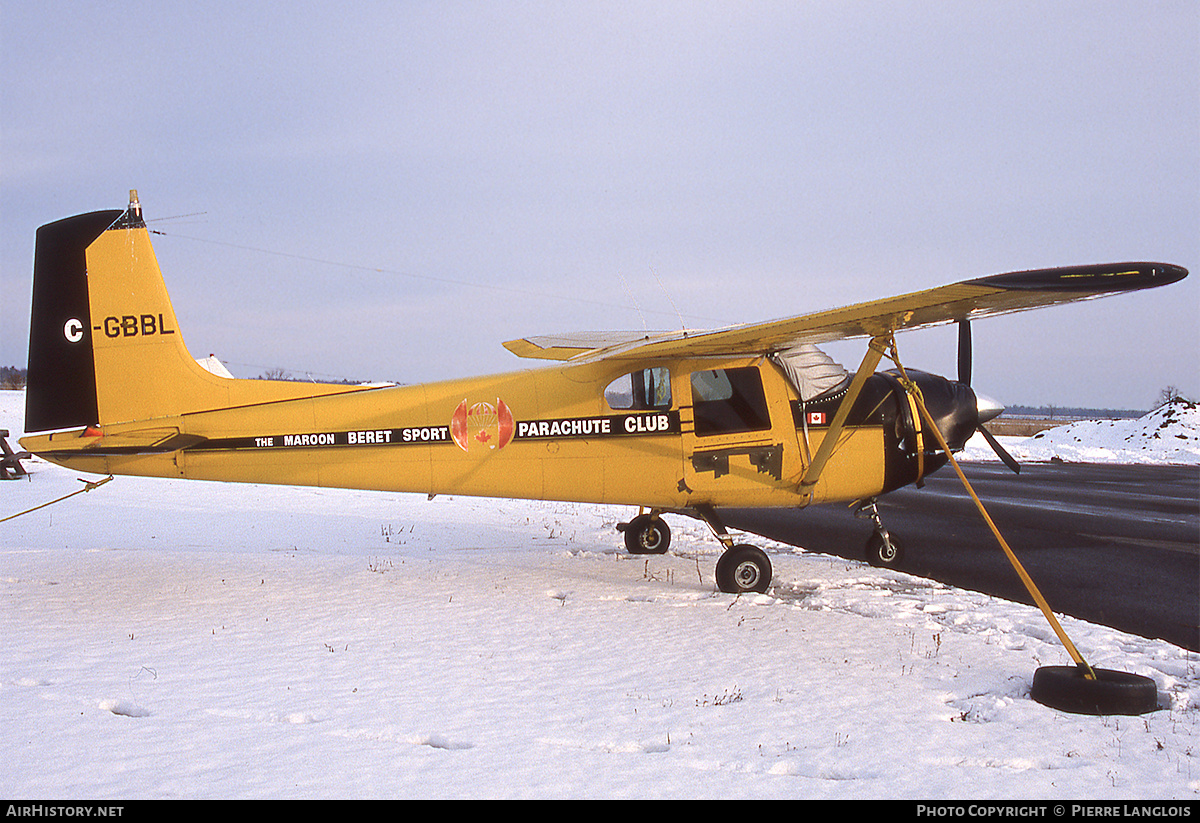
[19,194,1188,594]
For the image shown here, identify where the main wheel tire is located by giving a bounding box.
[865,531,904,568]
[1031,666,1159,716]
[715,544,772,594]
[624,514,671,555]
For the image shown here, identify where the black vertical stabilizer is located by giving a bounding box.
[25,209,123,432]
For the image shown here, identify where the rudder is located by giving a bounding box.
[25,209,123,432]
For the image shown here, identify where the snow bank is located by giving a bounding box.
[962,399,1200,465]
[1,391,1196,799]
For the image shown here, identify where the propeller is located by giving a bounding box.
[958,319,1020,474]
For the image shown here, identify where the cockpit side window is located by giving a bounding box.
[690,367,771,436]
[604,367,672,411]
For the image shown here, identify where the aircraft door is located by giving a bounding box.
[680,363,802,506]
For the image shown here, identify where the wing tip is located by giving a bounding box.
[970,262,1188,293]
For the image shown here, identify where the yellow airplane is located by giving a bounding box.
[19,193,1188,594]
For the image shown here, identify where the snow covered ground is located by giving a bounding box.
[1,389,1196,799]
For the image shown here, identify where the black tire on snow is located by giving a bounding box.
[865,531,904,568]
[1030,666,1159,716]
[624,514,671,555]
[715,544,772,594]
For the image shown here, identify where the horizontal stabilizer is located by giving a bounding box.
[22,426,208,457]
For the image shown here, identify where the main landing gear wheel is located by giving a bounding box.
[865,531,904,568]
[1031,666,1159,716]
[620,513,671,555]
[715,544,772,594]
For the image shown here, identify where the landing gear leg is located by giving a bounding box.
[857,498,904,568]
[695,505,773,594]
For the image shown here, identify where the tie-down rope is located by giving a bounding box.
[1,475,114,523]
[883,336,1096,680]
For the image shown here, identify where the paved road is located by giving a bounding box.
[722,462,1199,651]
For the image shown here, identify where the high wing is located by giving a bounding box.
[504,262,1188,362]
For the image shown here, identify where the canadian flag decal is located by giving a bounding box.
[807,411,827,426]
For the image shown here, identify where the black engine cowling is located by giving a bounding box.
[793,369,982,493]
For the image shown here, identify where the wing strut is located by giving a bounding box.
[796,335,889,498]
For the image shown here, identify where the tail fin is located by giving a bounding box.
[26,192,357,432]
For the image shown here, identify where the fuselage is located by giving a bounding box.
[25,354,984,511]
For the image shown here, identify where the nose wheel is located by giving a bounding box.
[857,498,905,568]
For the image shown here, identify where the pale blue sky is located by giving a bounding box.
[3,1,1196,408]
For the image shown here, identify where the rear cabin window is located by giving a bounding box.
[604,367,672,410]
[691,367,771,436]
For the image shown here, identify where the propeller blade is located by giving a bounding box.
[978,424,1020,474]
[957,319,972,386]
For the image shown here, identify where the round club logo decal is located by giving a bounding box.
[450,399,514,452]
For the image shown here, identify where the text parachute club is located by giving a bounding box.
[514,412,679,441]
